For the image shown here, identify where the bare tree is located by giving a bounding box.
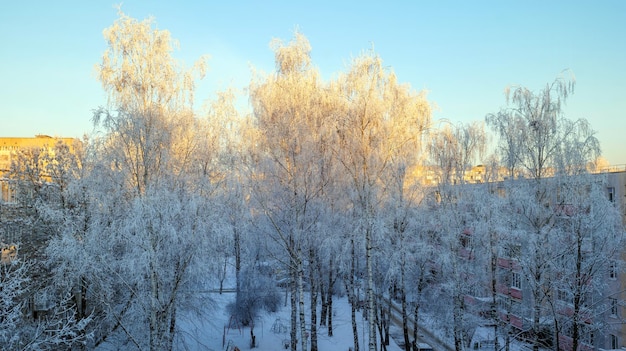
[485,71,587,181]
[427,122,487,351]
[486,73,606,351]
[96,7,207,116]
[0,260,92,350]
[333,50,430,351]
[44,10,220,351]
[550,173,623,351]
[249,31,333,351]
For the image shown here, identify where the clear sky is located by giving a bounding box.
[1,1,624,165]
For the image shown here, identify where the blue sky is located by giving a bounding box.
[1,1,625,164]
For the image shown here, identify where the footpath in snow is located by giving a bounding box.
[177,290,404,351]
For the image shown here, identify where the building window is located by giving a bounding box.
[460,234,472,249]
[607,187,615,202]
[510,299,521,316]
[609,261,617,279]
[610,298,619,317]
[1,244,17,263]
[1,181,17,204]
[610,334,618,349]
[511,271,522,290]
[557,289,572,304]
[497,297,508,312]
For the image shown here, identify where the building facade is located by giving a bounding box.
[0,135,79,251]
[0,135,78,203]
[490,168,626,351]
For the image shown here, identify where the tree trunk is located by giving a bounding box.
[401,261,411,351]
[328,277,334,337]
[149,261,160,351]
[250,320,257,348]
[367,226,377,351]
[235,226,242,327]
[320,278,328,327]
[504,255,514,351]
[402,291,410,350]
[553,318,560,351]
[310,248,318,351]
[385,297,391,346]
[349,238,360,351]
[533,269,541,351]
[77,276,87,319]
[375,298,387,351]
[571,233,583,351]
[324,254,335,336]
[234,226,241,291]
[376,301,382,349]
[490,231,500,351]
[76,276,88,351]
[351,295,360,351]
[413,302,420,349]
[453,293,464,351]
[299,257,307,351]
[290,260,298,351]
[219,255,227,294]
[166,302,176,351]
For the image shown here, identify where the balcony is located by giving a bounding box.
[497,257,520,270]
[496,284,522,300]
[499,312,524,330]
[558,334,594,351]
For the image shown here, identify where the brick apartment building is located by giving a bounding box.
[465,167,626,351]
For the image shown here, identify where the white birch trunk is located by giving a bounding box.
[366,226,376,351]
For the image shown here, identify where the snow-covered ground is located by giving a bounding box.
[177,290,404,351]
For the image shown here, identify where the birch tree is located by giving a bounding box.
[45,11,220,351]
[485,71,584,181]
[549,173,623,351]
[472,183,509,351]
[380,92,430,350]
[317,201,344,338]
[96,8,207,116]
[93,8,208,196]
[201,88,251,297]
[427,122,487,351]
[249,31,333,351]
[333,50,430,351]
[486,73,604,351]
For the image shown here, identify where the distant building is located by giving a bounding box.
[0,135,79,203]
[0,135,79,262]
[602,168,626,350]
[462,166,626,351]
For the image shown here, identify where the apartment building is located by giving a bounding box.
[0,135,79,251]
[0,135,78,203]
[490,168,626,351]
[596,169,625,351]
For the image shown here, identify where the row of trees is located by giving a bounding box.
[1,10,622,351]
